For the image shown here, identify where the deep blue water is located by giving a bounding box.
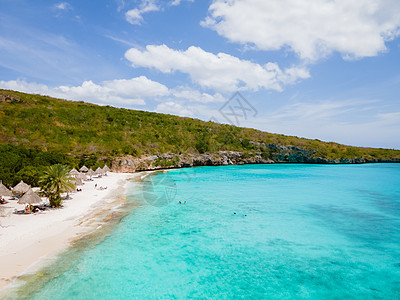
[16,164,400,299]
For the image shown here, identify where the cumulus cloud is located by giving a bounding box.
[125,0,160,25]
[0,77,227,109]
[172,87,226,103]
[202,0,400,60]
[0,80,49,94]
[155,100,219,120]
[125,44,309,92]
[0,76,170,106]
[156,101,195,117]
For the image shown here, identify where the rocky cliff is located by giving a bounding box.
[111,144,400,172]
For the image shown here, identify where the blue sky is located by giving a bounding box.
[1,0,399,149]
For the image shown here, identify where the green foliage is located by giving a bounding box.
[240,139,251,150]
[154,158,174,167]
[195,139,210,154]
[0,88,399,183]
[50,195,63,207]
[261,149,272,160]
[79,154,98,169]
[0,144,71,187]
[15,166,43,187]
[39,164,75,207]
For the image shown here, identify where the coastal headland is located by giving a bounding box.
[112,148,400,173]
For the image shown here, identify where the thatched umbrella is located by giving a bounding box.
[77,173,87,180]
[75,177,84,186]
[18,188,42,204]
[70,168,80,176]
[101,165,110,176]
[0,181,12,197]
[79,166,89,173]
[101,167,107,175]
[13,180,30,194]
[87,169,95,178]
[94,167,103,176]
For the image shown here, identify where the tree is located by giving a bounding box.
[39,164,75,207]
[195,133,210,154]
[16,166,42,187]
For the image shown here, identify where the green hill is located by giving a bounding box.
[0,89,399,186]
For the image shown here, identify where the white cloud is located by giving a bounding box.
[156,101,195,117]
[125,1,160,25]
[125,9,143,25]
[105,35,138,47]
[170,0,194,6]
[172,87,226,103]
[124,0,194,24]
[103,76,169,98]
[202,0,400,60]
[170,0,181,6]
[54,2,71,10]
[155,100,218,119]
[125,44,309,92]
[0,77,225,109]
[116,0,126,12]
[57,80,148,105]
[0,76,170,106]
[0,80,52,95]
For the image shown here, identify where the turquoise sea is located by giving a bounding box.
[10,164,400,299]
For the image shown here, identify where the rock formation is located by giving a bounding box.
[111,144,400,172]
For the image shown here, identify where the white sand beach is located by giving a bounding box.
[0,172,142,294]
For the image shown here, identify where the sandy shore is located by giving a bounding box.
[0,172,143,295]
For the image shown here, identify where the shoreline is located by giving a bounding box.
[112,152,400,173]
[0,171,148,297]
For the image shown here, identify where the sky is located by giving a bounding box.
[0,0,399,149]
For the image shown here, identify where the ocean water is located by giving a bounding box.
[13,164,400,299]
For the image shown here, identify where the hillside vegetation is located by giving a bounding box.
[1,89,399,186]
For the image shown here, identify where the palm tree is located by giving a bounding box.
[39,164,75,207]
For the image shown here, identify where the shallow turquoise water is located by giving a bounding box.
[28,164,400,299]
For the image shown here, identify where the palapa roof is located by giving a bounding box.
[13,180,31,194]
[77,173,87,180]
[75,177,84,186]
[94,167,103,175]
[0,182,12,197]
[70,168,80,176]
[79,165,89,172]
[103,165,111,172]
[18,188,42,204]
[87,169,95,176]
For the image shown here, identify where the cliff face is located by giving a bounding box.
[111,151,271,172]
[111,145,400,172]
